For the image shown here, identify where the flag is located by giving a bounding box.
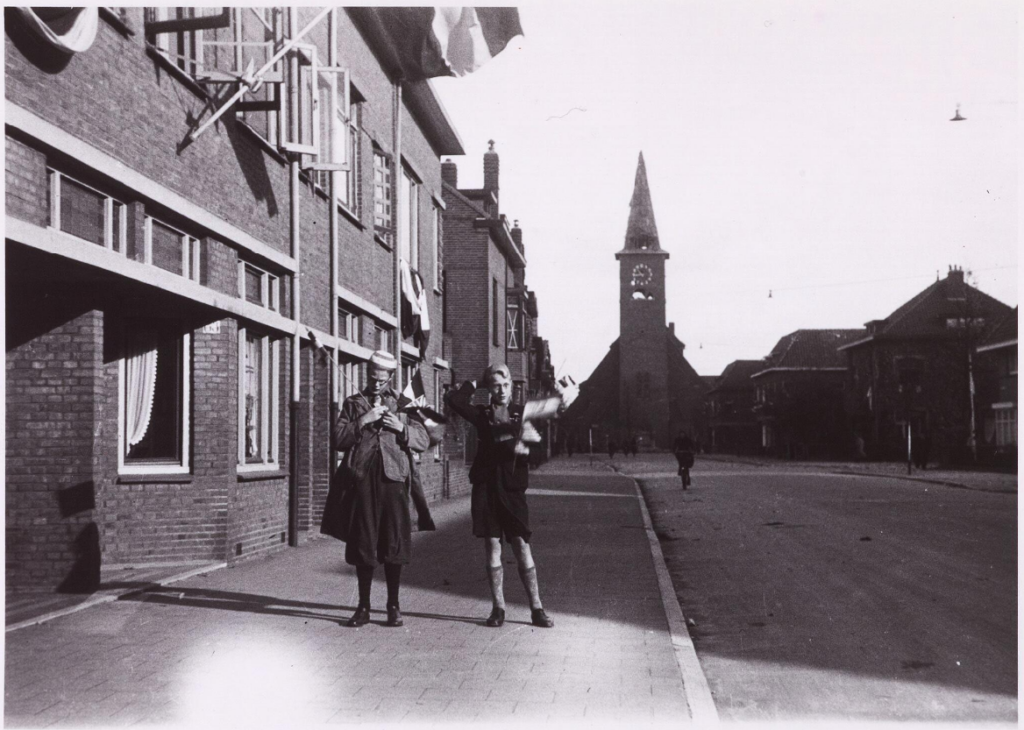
[14,7,98,54]
[397,368,447,446]
[373,7,523,81]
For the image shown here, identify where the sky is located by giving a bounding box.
[431,0,1019,381]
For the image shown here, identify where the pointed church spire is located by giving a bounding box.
[622,152,662,252]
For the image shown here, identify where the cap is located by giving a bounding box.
[369,350,398,371]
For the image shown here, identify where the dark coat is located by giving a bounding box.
[320,388,428,545]
[445,381,531,539]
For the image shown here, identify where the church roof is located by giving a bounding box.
[562,341,620,427]
[708,360,762,393]
[617,152,665,255]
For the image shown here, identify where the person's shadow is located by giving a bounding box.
[113,584,514,627]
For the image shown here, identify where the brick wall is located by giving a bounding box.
[5,133,48,227]
[6,295,104,591]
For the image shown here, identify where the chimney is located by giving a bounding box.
[441,158,458,189]
[510,219,524,256]
[669,322,675,337]
[947,265,964,283]
[484,140,499,196]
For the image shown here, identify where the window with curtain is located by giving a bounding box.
[239,329,279,469]
[121,321,190,472]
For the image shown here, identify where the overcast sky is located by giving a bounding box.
[432,0,1018,380]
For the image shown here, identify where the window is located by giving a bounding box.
[48,170,127,253]
[492,278,499,347]
[238,261,280,311]
[433,205,443,291]
[433,368,443,461]
[399,166,419,269]
[946,317,986,329]
[238,329,280,469]
[635,371,651,398]
[373,147,393,244]
[315,82,361,215]
[338,305,361,344]
[994,405,1016,447]
[373,322,392,353]
[119,320,190,474]
[507,304,524,350]
[142,217,200,281]
[336,356,362,402]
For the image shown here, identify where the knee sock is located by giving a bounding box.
[384,563,402,608]
[356,566,374,608]
[518,564,542,610]
[487,566,505,609]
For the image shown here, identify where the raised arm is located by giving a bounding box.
[444,380,485,427]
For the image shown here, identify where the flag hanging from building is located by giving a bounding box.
[374,7,523,81]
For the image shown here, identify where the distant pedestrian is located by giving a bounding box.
[445,364,556,629]
[566,436,574,458]
[607,438,617,459]
[673,431,694,489]
[628,434,638,457]
[320,351,429,628]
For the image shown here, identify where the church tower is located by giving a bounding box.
[615,152,670,445]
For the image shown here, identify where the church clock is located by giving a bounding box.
[631,263,653,287]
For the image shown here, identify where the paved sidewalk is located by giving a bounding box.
[5,469,699,727]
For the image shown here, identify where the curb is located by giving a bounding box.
[829,470,1017,494]
[5,561,227,633]
[628,474,719,723]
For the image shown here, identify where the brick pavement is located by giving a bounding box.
[5,468,701,726]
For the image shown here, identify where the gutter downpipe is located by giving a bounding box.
[329,9,340,456]
[393,75,403,393]
[288,6,301,547]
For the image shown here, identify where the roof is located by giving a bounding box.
[562,340,620,426]
[840,271,1013,350]
[709,360,762,393]
[753,329,866,377]
[616,152,665,255]
[978,307,1017,352]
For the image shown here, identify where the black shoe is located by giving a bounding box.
[486,607,505,627]
[345,605,370,627]
[386,605,403,627]
[531,608,554,628]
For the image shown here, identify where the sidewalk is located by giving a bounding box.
[4,467,705,727]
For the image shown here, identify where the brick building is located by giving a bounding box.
[707,360,761,455]
[971,307,1016,468]
[5,8,466,592]
[564,153,708,450]
[439,143,555,478]
[839,268,1013,465]
[752,329,865,459]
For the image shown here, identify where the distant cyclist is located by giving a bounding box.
[673,432,694,489]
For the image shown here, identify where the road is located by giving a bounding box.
[622,455,1017,723]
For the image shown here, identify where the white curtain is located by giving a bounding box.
[245,337,261,458]
[126,348,158,452]
[15,8,99,54]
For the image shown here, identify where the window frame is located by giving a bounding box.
[492,278,499,348]
[372,146,393,245]
[432,204,443,293]
[237,327,281,472]
[146,216,201,282]
[117,325,191,476]
[506,304,524,350]
[238,260,281,312]
[48,169,128,254]
[433,368,443,461]
[399,163,420,270]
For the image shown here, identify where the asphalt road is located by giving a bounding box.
[628,457,1017,723]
